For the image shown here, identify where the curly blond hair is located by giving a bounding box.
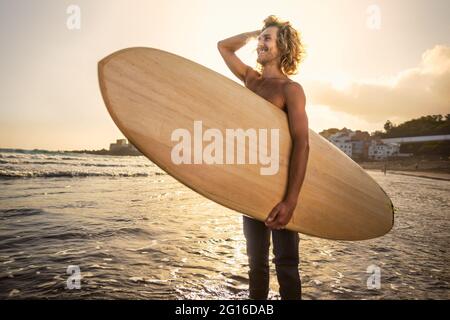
[257,15,305,75]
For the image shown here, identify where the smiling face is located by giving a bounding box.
[256,26,281,66]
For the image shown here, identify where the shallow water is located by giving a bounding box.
[0,150,449,299]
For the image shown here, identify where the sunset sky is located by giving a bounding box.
[0,0,449,150]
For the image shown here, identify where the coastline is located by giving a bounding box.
[358,158,450,181]
[357,158,450,173]
[66,149,142,156]
[365,169,450,181]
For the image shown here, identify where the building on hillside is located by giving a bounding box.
[368,140,400,160]
[109,139,141,155]
[324,128,417,161]
[329,132,353,157]
[350,130,371,160]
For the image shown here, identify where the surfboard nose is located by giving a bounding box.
[97,54,113,83]
[98,50,120,76]
[98,48,129,77]
[98,57,107,73]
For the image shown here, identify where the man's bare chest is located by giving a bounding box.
[246,80,287,110]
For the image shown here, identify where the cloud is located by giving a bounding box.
[305,45,450,123]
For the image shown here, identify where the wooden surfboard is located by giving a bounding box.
[98,47,394,240]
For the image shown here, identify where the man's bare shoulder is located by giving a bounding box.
[244,67,261,85]
[284,80,305,98]
[283,80,304,94]
[283,80,306,110]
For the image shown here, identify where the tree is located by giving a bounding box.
[377,114,449,138]
[384,120,394,133]
[371,130,384,138]
[319,128,340,139]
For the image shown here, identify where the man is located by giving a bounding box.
[217,15,310,300]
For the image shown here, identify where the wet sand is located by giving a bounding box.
[358,159,450,175]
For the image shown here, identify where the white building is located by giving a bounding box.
[368,140,400,160]
[109,139,139,153]
[329,132,353,157]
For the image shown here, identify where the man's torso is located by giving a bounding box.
[244,69,293,111]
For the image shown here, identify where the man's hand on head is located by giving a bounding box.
[265,200,297,230]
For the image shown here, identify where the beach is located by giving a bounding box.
[358,158,450,175]
[0,150,449,299]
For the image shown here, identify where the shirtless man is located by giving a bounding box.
[217,16,310,300]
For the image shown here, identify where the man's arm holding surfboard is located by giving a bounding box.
[265,83,309,230]
[217,30,260,82]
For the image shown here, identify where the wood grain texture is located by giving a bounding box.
[98,47,394,240]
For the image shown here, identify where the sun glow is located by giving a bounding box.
[331,72,352,91]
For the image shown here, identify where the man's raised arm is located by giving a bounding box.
[217,30,260,82]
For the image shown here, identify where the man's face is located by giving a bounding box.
[257,26,280,66]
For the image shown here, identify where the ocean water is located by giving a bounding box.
[0,149,449,299]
